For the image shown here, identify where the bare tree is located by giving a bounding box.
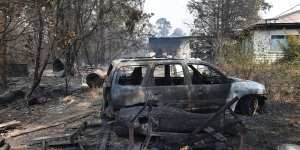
[188,0,271,62]
[0,1,29,93]
[0,0,152,97]
[27,0,51,98]
[0,9,7,93]
[155,18,172,37]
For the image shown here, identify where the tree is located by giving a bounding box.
[155,18,172,37]
[27,0,52,98]
[280,35,300,63]
[0,1,28,94]
[0,10,7,93]
[188,0,271,37]
[0,0,152,97]
[188,0,271,62]
[170,28,185,37]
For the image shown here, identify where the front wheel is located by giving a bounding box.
[236,95,260,116]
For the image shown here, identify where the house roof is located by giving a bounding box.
[247,8,300,30]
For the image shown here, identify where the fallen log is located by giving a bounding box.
[48,141,78,148]
[86,69,107,88]
[9,122,63,138]
[0,120,21,132]
[0,90,25,105]
[31,134,72,143]
[9,110,96,138]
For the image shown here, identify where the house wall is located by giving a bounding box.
[177,40,191,59]
[149,37,192,59]
[149,37,212,61]
[253,29,300,62]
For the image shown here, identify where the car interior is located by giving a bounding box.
[153,64,185,86]
[118,66,146,85]
[188,64,226,84]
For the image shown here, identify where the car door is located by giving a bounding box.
[145,63,190,109]
[110,65,149,109]
[187,63,231,112]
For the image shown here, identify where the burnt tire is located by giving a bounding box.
[86,73,104,88]
[112,123,129,137]
[236,95,260,116]
[0,138,5,147]
[0,144,10,150]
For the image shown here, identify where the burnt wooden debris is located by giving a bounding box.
[29,120,110,150]
[110,97,244,149]
[86,69,107,88]
[0,137,10,150]
[0,120,21,133]
[0,90,25,105]
[7,64,29,77]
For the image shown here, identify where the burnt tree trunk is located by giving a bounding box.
[0,11,8,94]
[0,40,7,94]
[98,0,106,65]
[27,2,49,99]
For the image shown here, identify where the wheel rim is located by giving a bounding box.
[249,97,259,116]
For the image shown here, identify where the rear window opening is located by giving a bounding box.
[118,66,147,85]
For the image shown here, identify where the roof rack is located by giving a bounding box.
[119,57,183,62]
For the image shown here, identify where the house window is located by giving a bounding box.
[271,35,288,51]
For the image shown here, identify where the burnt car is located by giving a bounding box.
[103,58,266,116]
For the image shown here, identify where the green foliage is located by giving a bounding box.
[188,0,271,37]
[217,38,300,102]
[280,35,300,64]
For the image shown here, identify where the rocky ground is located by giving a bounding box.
[0,75,299,150]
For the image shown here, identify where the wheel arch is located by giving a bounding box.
[234,94,267,115]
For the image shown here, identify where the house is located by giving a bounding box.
[148,36,212,62]
[243,9,300,62]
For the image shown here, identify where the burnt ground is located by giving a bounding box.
[0,75,300,150]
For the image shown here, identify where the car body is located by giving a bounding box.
[103,58,267,115]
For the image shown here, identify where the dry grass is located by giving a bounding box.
[220,62,300,102]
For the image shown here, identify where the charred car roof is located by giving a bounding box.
[112,58,212,67]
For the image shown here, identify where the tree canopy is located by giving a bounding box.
[155,17,172,37]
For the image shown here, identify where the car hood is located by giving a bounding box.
[229,77,266,95]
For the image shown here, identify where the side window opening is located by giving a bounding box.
[118,66,147,85]
[188,64,224,84]
[153,64,185,86]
